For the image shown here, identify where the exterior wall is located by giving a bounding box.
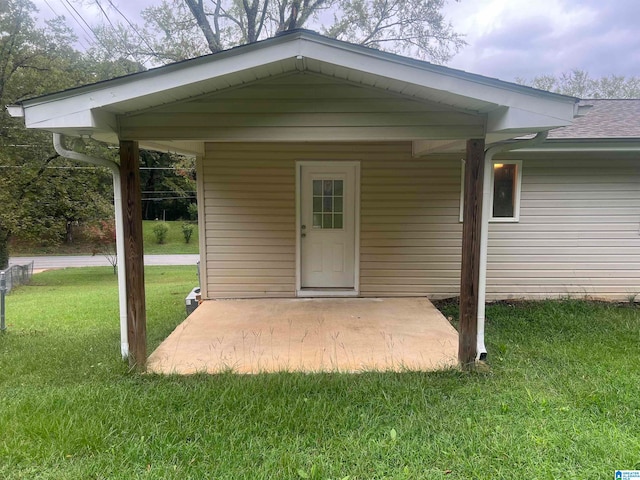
[202,142,640,301]
[201,142,462,298]
[487,153,640,301]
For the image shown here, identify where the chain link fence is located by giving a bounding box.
[1,261,34,331]
[1,262,34,293]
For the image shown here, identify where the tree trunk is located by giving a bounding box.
[184,0,222,53]
[66,221,74,244]
[0,228,10,270]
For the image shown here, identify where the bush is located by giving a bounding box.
[152,222,169,244]
[182,223,194,244]
[187,203,198,221]
[85,219,117,274]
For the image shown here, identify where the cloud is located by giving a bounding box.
[444,0,640,80]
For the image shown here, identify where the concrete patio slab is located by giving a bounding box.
[147,297,459,374]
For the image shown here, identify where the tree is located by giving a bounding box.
[0,0,132,268]
[139,150,196,221]
[86,0,464,65]
[86,219,117,274]
[517,70,640,99]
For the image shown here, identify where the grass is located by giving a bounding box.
[142,220,199,255]
[10,220,199,256]
[1,272,639,479]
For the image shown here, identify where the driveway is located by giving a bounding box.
[9,254,200,270]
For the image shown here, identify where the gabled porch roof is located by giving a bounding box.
[14,29,579,155]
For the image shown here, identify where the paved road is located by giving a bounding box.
[9,254,200,270]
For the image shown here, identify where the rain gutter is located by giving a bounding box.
[477,131,548,360]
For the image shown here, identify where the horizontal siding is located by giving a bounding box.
[122,73,484,141]
[203,142,461,298]
[202,143,296,298]
[487,155,640,300]
[203,143,640,301]
[360,148,462,297]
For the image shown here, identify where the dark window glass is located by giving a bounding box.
[492,164,516,218]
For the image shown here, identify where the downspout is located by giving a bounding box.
[53,134,129,359]
[477,131,548,360]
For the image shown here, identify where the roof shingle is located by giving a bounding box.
[549,99,640,139]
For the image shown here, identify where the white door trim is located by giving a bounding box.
[295,160,360,297]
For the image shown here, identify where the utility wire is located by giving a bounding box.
[58,0,97,45]
[42,0,90,50]
[94,0,117,32]
[105,0,161,60]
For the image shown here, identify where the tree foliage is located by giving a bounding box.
[0,0,133,268]
[86,219,117,274]
[517,70,640,99]
[88,0,464,65]
[139,150,197,221]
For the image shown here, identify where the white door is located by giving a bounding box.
[300,164,356,289]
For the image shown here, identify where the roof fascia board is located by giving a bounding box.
[296,36,577,121]
[26,109,116,134]
[21,31,577,132]
[22,44,301,127]
[487,106,573,133]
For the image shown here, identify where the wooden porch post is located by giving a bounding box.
[459,138,485,367]
[119,140,147,370]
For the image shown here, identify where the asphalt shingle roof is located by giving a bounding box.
[549,99,640,139]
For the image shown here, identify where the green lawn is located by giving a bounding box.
[142,220,199,255]
[10,220,199,256]
[1,270,639,479]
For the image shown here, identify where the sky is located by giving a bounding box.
[32,0,640,82]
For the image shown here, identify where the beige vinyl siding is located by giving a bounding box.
[360,147,462,297]
[487,155,640,300]
[202,142,464,298]
[202,143,296,298]
[122,73,485,142]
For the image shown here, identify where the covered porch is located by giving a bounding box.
[12,30,580,371]
[147,297,458,374]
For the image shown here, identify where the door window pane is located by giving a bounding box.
[312,179,344,229]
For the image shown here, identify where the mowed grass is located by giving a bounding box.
[1,270,639,479]
[142,220,199,255]
[10,220,199,256]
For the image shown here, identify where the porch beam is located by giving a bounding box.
[459,138,485,367]
[119,140,147,370]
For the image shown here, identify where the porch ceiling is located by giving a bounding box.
[146,297,459,374]
[14,30,579,155]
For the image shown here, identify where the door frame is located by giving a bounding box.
[295,160,361,297]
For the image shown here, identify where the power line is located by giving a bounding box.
[105,0,160,59]
[42,0,90,50]
[57,0,96,46]
[93,0,117,32]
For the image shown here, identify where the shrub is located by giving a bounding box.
[152,222,169,244]
[85,219,117,274]
[182,223,194,244]
[187,203,198,221]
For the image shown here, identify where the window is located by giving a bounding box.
[459,160,522,222]
[312,179,344,229]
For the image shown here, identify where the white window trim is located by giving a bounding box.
[459,159,523,223]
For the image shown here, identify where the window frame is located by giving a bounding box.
[459,159,523,223]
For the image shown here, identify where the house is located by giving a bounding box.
[10,30,639,368]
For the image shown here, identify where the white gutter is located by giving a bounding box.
[477,131,548,360]
[52,134,129,359]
